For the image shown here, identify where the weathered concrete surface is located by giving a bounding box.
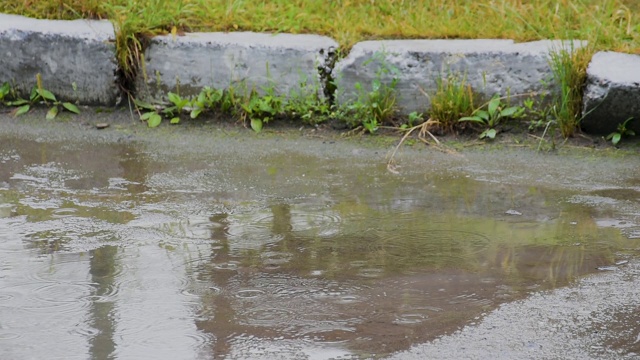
[135,32,338,103]
[333,39,586,115]
[389,259,640,360]
[0,14,120,105]
[581,51,640,135]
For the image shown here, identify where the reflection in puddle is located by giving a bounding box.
[0,134,639,359]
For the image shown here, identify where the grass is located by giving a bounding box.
[428,73,476,132]
[1,0,639,76]
[549,45,592,138]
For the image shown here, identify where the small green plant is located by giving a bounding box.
[189,86,230,119]
[459,94,524,139]
[606,117,635,146]
[342,51,399,134]
[408,111,424,126]
[1,75,80,118]
[238,87,283,133]
[133,98,162,128]
[163,92,190,124]
[41,89,81,120]
[285,80,331,124]
[428,73,475,132]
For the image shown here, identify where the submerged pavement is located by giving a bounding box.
[390,259,640,360]
[0,112,639,359]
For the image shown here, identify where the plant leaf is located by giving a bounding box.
[0,82,9,99]
[46,106,59,120]
[147,113,162,128]
[170,117,180,124]
[459,116,484,123]
[62,102,80,114]
[190,109,202,119]
[7,99,29,106]
[475,110,490,121]
[38,89,57,102]
[168,92,180,105]
[488,97,500,115]
[133,99,156,111]
[612,133,621,145]
[500,106,520,118]
[480,129,496,139]
[30,88,39,101]
[250,118,263,133]
[14,104,30,116]
[628,130,635,136]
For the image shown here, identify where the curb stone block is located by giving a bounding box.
[0,14,120,106]
[581,51,640,135]
[333,39,586,115]
[135,32,338,103]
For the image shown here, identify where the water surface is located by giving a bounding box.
[1,129,639,359]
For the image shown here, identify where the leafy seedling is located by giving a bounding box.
[2,81,79,119]
[606,117,635,146]
[134,99,162,128]
[459,95,524,139]
[190,86,226,119]
[240,92,282,133]
[164,92,190,124]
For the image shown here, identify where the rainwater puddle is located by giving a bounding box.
[1,133,639,359]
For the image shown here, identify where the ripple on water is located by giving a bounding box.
[289,210,343,237]
[179,281,222,298]
[380,228,491,270]
[357,267,385,278]
[0,332,21,340]
[212,261,239,271]
[243,308,295,326]
[393,312,429,325]
[261,251,293,269]
[235,289,266,299]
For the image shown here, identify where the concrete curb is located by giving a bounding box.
[0,14,120,106]
[332,39,585,114]
[135,32,338,103]
[1,14,639,134]
[581,51,640,134]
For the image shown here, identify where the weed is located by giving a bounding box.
[0,75,80,119]
[164,92,190,124]
[134,98,162,127]
[606,117,635,146]
[459,94,525,140]
[237,87,283,133]
[400,111,424,129]
[189,86,230,119]
[428,73,475,131]
[285,80,331,125]
[548,45,591,138]
[341,51,399,134]
[535,120,558,152]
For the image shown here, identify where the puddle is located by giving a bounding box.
[1,132,640,359]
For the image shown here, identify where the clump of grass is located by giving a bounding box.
[549,45,592,138]
[428,74,476,132]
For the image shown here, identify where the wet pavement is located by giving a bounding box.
[0,113,639,359]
